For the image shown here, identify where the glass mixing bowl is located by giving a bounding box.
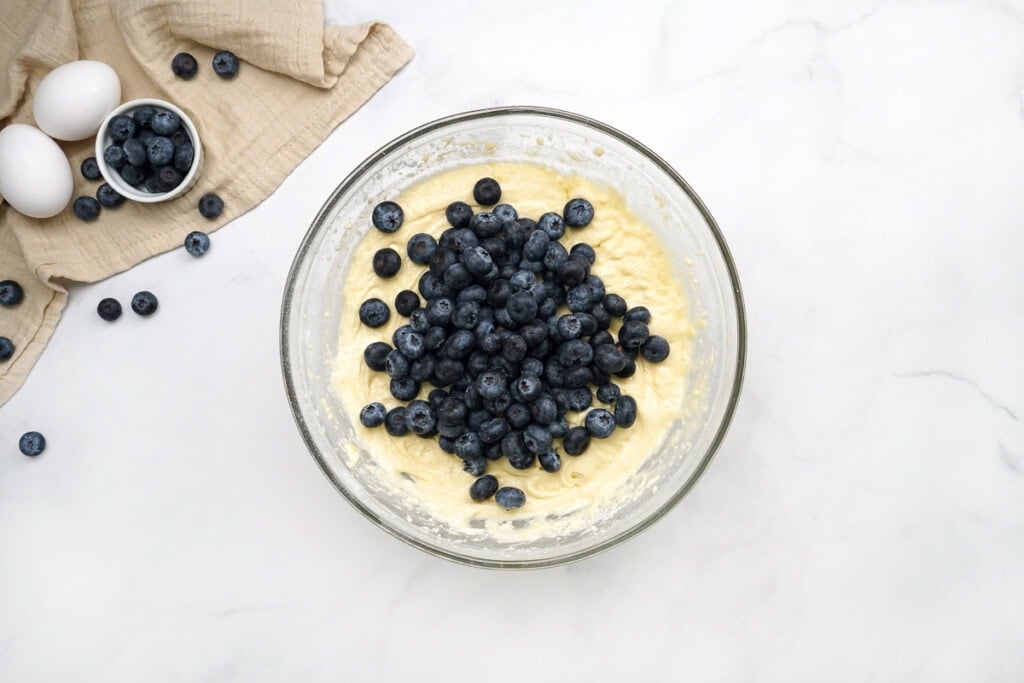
[280,107,746,568]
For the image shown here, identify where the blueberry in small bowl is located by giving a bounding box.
[95,98,203,203]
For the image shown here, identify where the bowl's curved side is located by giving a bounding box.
[280,106,746,569]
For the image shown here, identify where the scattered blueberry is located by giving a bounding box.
[614,395,637,428]
[372,201,404,233]
[539,450,561,473]
[495,486,526,510]
[538,212,565,239]
[0,280,24,306]
[0,336,13,362]
[404,400,437,436]
[625,306,651,323]
[603,294,627,317]
[172,52,198,79]
[596,383,620,404]
[359,298,390,328]
[72,196,100,221]
[563,426,590,456]
[473,177,501,206]
[96,297,122,321]
[150,110,181,136]
[563,198,595,227]
[364,342,391,371]
[372,248,402,278]
[619,320,650,349]
[445,201,473,228]
[359,402,387,427]
[198,193,224,219]
[184,231,211,257]
[407,233,437,264]
[394,290,420,317]
[93,183,122,209]
[80,156,101,180]
[131,291,159,316]
[470,475,499,501]
[19,431,45,457]
[384,407,408,436]
[212,50,239,78]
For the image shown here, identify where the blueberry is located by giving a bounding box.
[212,50,239,78]
[433,358,465,385]
[556,259,587,287]
[418,272,446,300]
[520,357,544,377]
[569,242,596,264]
[585,409,616,438]
[549,417,569,438]
[479,417,509,444]
[495,486,526,510]
[385,349,410,379]
[428,248,458,278]
[130,290,158,316]
[403,400,436,436]
[452,301,481,329]
[462,456,487,476]
[538,212,565,239]
[523,230,549,261]
[502,335,527,362]
[95,297,122,322]
[388,377,417,401]
[563,426,590,456]
[575,312,598,336]
[466,408,489,431]
[614,395,638,427]
[470,475,499,501]
[443,263,472,290]
[372,201,404,233]
[543,242,569,271]
[425,297,453,326]
[150,110,180,136]
[506,291,537,325]
[566,284,593,312]
[503,220,528,249]
[119,163,145,186]
[475,370,507,401]
[443,329,476,359]
[145,136,174,166]
[563,198,595,227]
[174,143,194,172]
[563,365,593,389]
[179,230,210,258]
[446,201,473,227]
[394,290,420,317]
[455,432,483,460]
[172,52,198,79]
[538,450,562,473]
[533,393,560,424]
[641,335,671,362]
[619,320,650,349]
[596,383,620,404]
[616,355,638,379]
[590,304,611,331]
[372,248,401,278]
[473,177,501,205]
[523,423,554,455]
[72,196,100,221]
[603,294,627,317]
[0,337,13,361]
[103,144,126,169]
[80,156,101,180]
[462,245,493,275]
[364,341,391,371]
[132,106,155,128]
[406,233,437,264]
[566,387,593,412]
[493,203,518,224]
[108,114,136,142]
[439,436,457,453]
[358,298,389,328]
[405,309,430,334]
[437,423,462,440]
[394,329,425,359]
[384,407,409,436]
[409,356,435,383]
[437,396,468,425]
[555,314,582,341]
[424,326,446,351]
[505,402,532,429]
[470,212,501,238]
[359,402,387,428]
[501,432,533,469]
[551,389,570,416]
[458,284,488,304]
[154,166,183,191]
[0,280,24,306]
[118,138,144,168]
[19,431,45,457]
[508,270,536,292]
[558,339,593,367]
[625,306,652,323]
[519,259,543,274]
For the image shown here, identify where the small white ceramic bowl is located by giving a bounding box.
[95,98,203,203]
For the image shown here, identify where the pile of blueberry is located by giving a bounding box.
[357,178,671,511]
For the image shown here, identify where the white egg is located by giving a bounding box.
[32,60,121,141]
[0,124,74,219]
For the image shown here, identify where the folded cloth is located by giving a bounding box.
[0,0,412,406]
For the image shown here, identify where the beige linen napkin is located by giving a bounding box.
[0,0,412,406]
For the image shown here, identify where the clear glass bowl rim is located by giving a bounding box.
[279,106,748,569]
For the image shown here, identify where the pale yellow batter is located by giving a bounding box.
[333,163,694,531]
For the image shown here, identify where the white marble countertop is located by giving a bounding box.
[2,1,1022,680]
